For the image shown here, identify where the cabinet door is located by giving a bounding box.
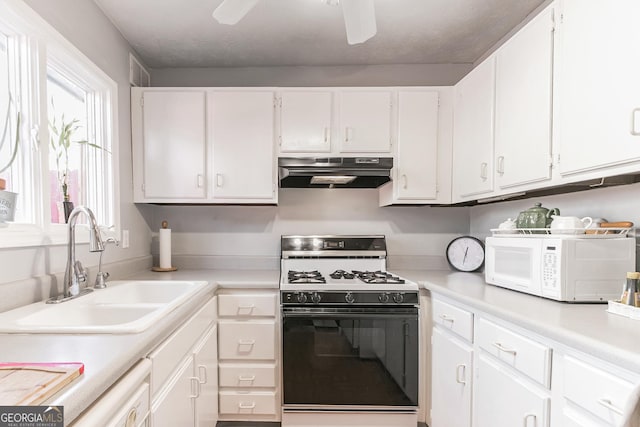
[209,91,276,200]
[494,6,554,190]
[557,0,640,175]
[452,58,495,199]
[141,91,206,200]
[279,91,332,153]
[431,328,472,427]
[150,356,196,427]
[193,326,217,427]
[339,91,392,153]
[474,354,550,427]
[395,91,439,200]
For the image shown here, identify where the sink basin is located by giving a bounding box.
[89,281,201,305]
[0,280,208,334]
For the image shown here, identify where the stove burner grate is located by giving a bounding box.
[352,270,406,285]
[329,269,356,280]
[288,270,326,284]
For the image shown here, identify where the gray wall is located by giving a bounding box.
[143,189,471,271]
[470,182,640,269]
[151,63,472,87]
[0,1,151,305]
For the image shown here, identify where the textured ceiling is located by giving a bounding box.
[94,0,547,69]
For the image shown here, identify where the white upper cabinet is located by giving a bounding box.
[494,5,554,190]
[339,90,393,153]
[134,90,207,201]
[209,91,276,202]
[556,0,640,177]
[452,58,496,200]
[380,90,440,204]
[132,88,277,204]
[279,91,332,153]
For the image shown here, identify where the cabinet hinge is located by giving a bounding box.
[549,154,554,168]
[141,183,145,192]
[557,153,561,164]
[140,95,144,107]
[274,97,281,108]
[560,13,564,24]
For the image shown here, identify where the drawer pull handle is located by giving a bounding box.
[523,413,537,427]
[238,401,256,410]
[237,304,255,313]
[597,398,624,415]
[238,375,256,382]
[455,364,466,385]
[189,376,201,398]
[198,365,207,384]
[439,314,455,323]
[238,339,256,345]
[493,342,517,355]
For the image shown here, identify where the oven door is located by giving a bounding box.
[282,306,419,410]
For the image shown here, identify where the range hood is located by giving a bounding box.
[278,157,393,188]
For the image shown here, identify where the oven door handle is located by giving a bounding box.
[282,309,417,319]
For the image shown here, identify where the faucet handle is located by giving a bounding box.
[74,260,87,283]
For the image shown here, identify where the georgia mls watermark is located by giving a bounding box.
[0,406,63,427]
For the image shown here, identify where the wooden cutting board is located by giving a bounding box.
[0,362,84,405]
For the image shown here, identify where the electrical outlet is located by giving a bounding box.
[122,230,130,248]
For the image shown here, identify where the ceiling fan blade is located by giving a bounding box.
[341,0,377,45]
[212,0,260,25]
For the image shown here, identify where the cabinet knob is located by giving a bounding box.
[402,174,408,189]
[523,413,537,427]
[631,107,640,136]
[216,173,224,187]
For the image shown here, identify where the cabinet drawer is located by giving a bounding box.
[148,297,215,396]
[219,391,277,415]
[219,363,276,388]
[563,355,634,425]
[218,293,277,317]
[432,298,474,342]
[218,320,276,360]
[476,317,551,387]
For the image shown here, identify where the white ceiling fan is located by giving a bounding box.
[212,0,377,45]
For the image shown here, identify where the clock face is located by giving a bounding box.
[446,236,485,272]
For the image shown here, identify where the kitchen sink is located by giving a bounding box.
[0,280,208,334]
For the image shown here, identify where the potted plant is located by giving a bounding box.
[49,108,104,223]
[0,103,20,225]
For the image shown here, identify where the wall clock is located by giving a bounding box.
[445,236,485,272]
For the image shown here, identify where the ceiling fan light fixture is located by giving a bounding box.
[341,0,377,45]
[212,0,260,25]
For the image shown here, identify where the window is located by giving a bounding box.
[0,1,118,246]
[46,66,113,227]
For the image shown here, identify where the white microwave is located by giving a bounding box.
[485,236,636,302]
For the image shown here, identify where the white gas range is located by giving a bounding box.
[279,235,419,427]
[280,234,418,296]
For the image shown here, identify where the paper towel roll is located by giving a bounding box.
[159,227,172,269]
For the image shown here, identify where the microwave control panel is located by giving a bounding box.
[542,247,559,293]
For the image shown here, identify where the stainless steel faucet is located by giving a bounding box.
[48,206,105,303]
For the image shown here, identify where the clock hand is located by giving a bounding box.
[463,247,469,264]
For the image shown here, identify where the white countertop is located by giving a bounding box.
[0,269,279,425]
[3,267,640,424]
[397,269,640,373]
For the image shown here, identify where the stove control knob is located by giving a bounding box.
[296,292,308,304]
[393,293,405,304]
[311,292,322,304]
[345,292,355,304]
[378,292,390,303]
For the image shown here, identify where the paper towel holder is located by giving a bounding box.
[152,220,178,272]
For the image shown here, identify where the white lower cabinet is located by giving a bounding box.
[474,353,550,427]
[431,327,473,427]
[560,355,635,426]
[217,289,280,422]
[147,297,217,427]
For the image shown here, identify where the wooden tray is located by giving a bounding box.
[0,362,84,405]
